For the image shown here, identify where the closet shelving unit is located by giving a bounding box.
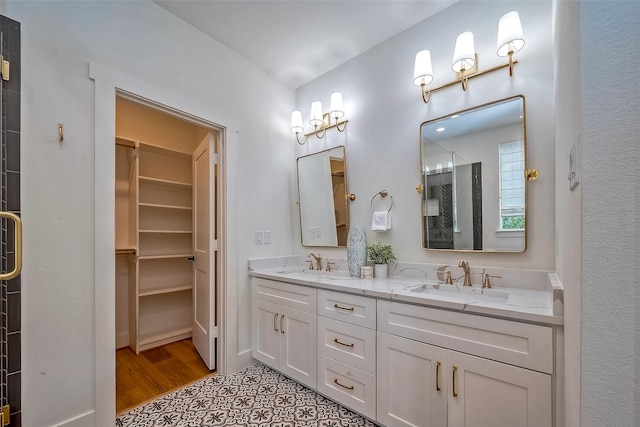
[118,136,195,353]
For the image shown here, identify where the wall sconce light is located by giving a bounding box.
[290,91,349,145]
[414,10,525,103]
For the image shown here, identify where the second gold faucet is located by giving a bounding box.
[458,260,472,286]
[308,253,322,271]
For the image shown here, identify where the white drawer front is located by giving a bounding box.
[317,289,376,329]
[253,278,317,314]
[317,355,376,420]
[317,316,376,374]
[378,300,553,373]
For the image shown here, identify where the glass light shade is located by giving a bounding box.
[452,31,475,72]
[309,101,324,127]
[497,11,525,56]
[329,92,344,120]
[413,50,434,86]
[290,111,304,134]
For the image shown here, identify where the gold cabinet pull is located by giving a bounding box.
[436,361,441,391]
[333,378,354,390]
[273,313,279,332]
[333,303,355,312]
[333,338,354,348]
[452,365,458,397]
[0,212,22,280]
[280,314,285,334]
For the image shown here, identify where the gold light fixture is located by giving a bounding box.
[414,11,525,103]
[290,92,348,145]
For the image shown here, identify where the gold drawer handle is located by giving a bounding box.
[452,365,458,397]
[436,361,441,391]
[273,313,279,332]
[333,378,354,390]
[280,314,285,334]
[333,303,355,312]
[0,212,22,280]
[333,338,354,348]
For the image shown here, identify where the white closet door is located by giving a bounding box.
[192,133,217,370]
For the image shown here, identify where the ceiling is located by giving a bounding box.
[153,0,458,89]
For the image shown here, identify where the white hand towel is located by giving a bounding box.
[371,211,391,231]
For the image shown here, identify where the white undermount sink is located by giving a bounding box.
[410,283,510,304]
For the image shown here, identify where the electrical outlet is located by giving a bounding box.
[264,230,272,244]
[315,226,321,238]
[255,230,264,244]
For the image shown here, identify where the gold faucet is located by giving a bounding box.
[308,253,322,271]
[458,260,472,286]
[482,273,502,289]
[444,271,453,285]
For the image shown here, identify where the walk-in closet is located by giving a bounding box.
[114,96,221,410]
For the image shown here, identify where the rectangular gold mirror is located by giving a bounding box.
[420,96,527,252]
[297,146,350,247]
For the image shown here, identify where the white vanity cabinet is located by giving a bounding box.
[377,300,553,427]
[316,290,377,419]
[252,278,317,389]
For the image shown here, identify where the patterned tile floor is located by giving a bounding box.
[116,363,378,426]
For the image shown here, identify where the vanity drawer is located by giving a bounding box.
[317,316,376,375]
[377,300,553,373]
[317,354,376,420]
[317,289,376,329]
[253,278,317,314]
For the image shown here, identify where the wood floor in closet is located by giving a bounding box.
[116,339,214,413]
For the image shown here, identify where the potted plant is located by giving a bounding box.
[366,242,396,278]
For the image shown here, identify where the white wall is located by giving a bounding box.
[579,2,640,426]
[552,0,581,425]
[295,1,555,271]
[2,1,295,425]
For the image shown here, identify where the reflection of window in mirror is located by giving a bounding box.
[498,140,525,230]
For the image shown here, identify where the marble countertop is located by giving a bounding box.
[249,258,564,326]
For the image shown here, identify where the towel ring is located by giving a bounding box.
[370,190,393,212]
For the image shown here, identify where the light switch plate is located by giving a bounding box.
[264,230,271,244]
[255,230,263,244]
[569,133,580,191]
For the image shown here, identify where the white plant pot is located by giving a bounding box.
[374,263,388,278]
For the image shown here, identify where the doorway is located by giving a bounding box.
[114,96,222,412]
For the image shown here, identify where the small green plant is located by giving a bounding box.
[367,242,396,264]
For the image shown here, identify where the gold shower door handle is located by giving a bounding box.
[0,212,22,280]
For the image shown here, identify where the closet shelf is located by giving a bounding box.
[138,141,193,158]
[138,253,194,260]
[139,175,192,188]
[139,284,192,298]
[138,326,193,350]
[116,248,137,255]
[139,230,193,234]
[139,202,192,211]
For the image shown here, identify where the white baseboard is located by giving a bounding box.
[237,348,253,372]
[116,331,129,349]
[51,410,95,427]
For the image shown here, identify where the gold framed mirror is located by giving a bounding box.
[297,146,350,247]
[420,95,528,252]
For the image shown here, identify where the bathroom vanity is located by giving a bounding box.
[249,258,563,427]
